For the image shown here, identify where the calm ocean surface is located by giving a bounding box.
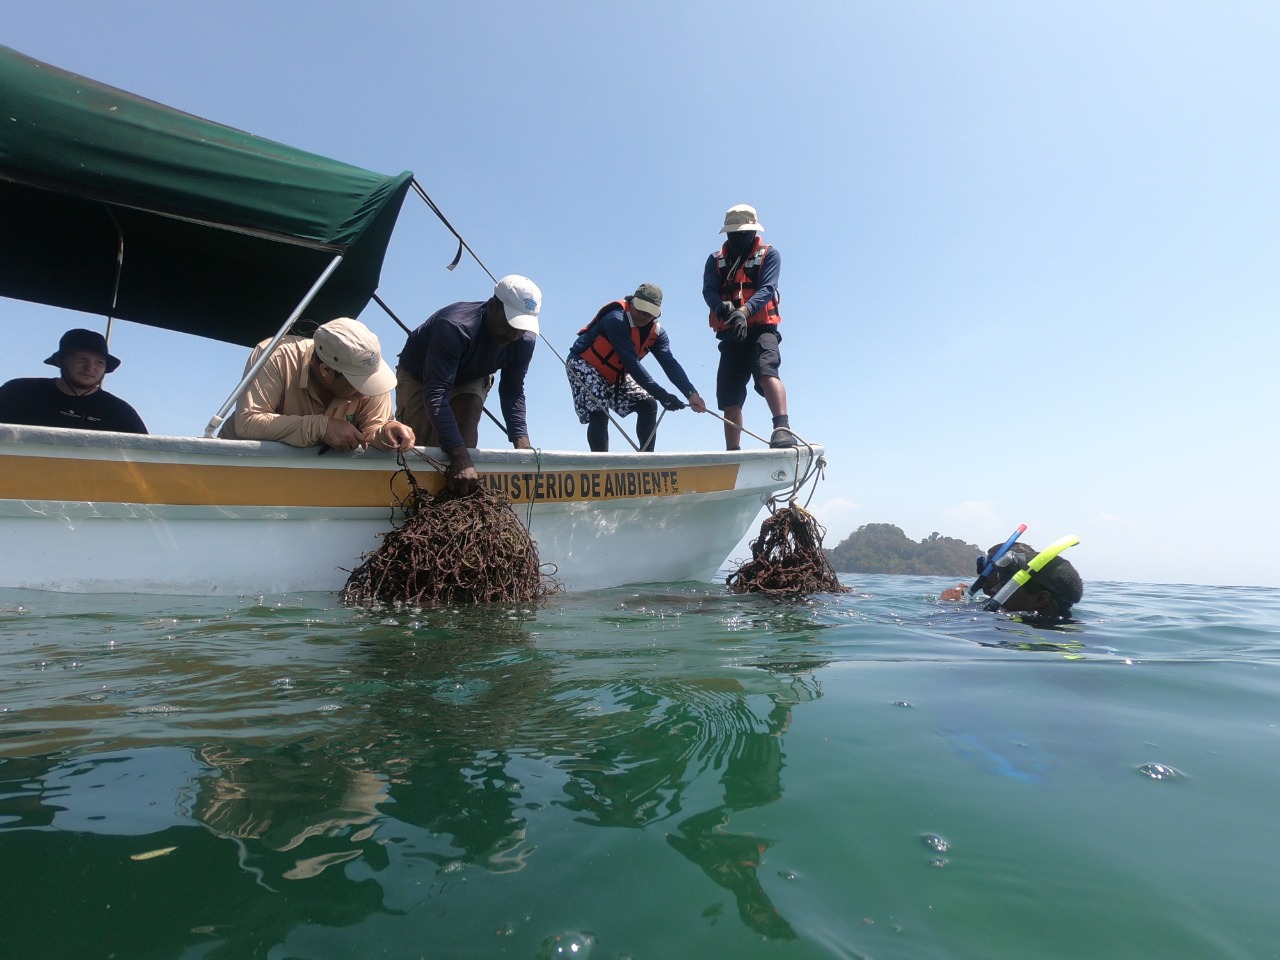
[2,574,1278,960]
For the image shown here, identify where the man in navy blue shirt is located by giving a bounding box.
[566,283,706,451]
[0,328,147,434]
[396,275,540,493]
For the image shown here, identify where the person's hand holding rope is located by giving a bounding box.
[444,445,480,496]
[368,419,416,453]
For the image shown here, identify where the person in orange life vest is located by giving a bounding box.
[566,282,707,452]
[702,204,798,450]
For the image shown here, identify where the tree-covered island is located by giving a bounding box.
[825,523,981,576]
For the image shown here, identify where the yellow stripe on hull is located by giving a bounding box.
[0,454,740,507]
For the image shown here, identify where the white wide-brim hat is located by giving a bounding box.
[719,203,764,234]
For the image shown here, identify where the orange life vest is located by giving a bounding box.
[708,237,782,331]
[578,300,661,384]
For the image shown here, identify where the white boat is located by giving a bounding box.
[0,47,823,596]
[0,424,816,594]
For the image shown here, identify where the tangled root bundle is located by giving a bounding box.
[341,473,560,607]
[726,502,849,597]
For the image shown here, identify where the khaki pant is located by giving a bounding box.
[395,366,493,447]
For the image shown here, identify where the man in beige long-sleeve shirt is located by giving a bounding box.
[219,317,414,451]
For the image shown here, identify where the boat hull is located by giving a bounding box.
[0,425,820,595]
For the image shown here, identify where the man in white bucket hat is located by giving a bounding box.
[219,316,415,452]
[396,275,541,494]
[702,204,799,449]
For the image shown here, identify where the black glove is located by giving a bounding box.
[728,310,748,342]
[715,300,735,321]
[660,394,687,412]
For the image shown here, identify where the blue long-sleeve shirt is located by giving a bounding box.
[569,305,699,401]
[702,243,782,317]
[398,300,536,451]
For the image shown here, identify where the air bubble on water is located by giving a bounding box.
[537,931,595,959]
[921,833,949,852]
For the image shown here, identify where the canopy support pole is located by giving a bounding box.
[202,254,345,438]
[102,205,125,347]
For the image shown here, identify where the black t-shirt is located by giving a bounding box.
[0,378,148,434]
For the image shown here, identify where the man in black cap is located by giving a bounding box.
[0,328,147,433]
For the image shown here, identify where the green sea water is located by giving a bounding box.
[2,576,1278,960]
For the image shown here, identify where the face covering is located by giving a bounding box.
[725,231,757,256]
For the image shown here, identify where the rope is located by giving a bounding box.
[341,454,560,607]
[723,435,842,597]
[524,446,544,528]
[411,179,498,284]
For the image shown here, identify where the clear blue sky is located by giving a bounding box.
[7,2,1278,588]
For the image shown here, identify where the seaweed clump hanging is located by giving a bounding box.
[726,502,849,597]
[341,463,560,608]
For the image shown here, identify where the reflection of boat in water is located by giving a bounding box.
[0,46,821,594]
[1,590,832,948]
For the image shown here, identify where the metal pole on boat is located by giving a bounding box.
[202,254,345,438]
[102,206,126,348]
[639,408,666,452]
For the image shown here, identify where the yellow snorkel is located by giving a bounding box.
[984,535,1081,612]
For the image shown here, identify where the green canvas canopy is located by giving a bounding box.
[0,45,414,347]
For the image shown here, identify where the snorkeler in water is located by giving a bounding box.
[941,537,1083,619]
